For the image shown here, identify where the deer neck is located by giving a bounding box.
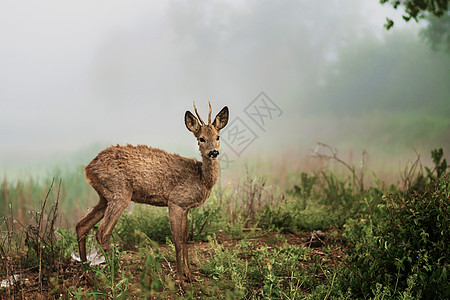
[201,156,219,190]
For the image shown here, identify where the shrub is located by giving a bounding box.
[257,171,382,232]
[257,200,294,233]
[341,176,449,299]
[116,193,223,249]
[116,206,171,248]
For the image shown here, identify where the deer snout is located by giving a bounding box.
[208,149,219,158]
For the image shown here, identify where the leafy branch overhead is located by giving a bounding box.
[380,0,449,29]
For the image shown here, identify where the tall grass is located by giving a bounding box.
[1,166,98,229]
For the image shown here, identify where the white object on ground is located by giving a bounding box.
[71,249,105,265]
[1,275,22,288]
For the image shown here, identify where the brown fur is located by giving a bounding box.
[75,102,229,285]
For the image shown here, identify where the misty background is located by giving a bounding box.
[1,0,449,178]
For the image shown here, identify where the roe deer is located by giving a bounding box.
[76,101,229,284]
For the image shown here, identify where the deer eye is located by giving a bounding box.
[216,136,220,140]
[199,138,206,143]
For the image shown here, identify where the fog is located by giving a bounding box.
[1,0,448,175]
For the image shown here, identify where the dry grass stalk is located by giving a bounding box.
[400,150,423,190]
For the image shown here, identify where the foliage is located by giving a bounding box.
[287,172,317,206]
[426,147,448,179]
[257,202,295,233]
[380,0,449,29]
[22,180,61,270]
[115,206,171,248]
[258,162,386,232]
[133,245,177,298]
[341,175,449,299]
[420,12,450,52]
[408,147,449,192]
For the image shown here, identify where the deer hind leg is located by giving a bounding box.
[168,202,187,284]
[182,209,193,281]
[96,193,131,252]
[76,196,107,262]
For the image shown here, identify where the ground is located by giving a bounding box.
[0,229,346,299]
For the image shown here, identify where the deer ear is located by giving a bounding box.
[185,111,201,133]
[212,106,229,130]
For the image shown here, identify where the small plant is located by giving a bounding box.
[23,179,61,268]
[78,244,131,299]
[54,228,78,260]
[262,259,283,299]
[287,172,317,205]
[426,148,448,180]
[134,245,177,298]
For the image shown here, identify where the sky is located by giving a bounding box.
[0,0,423,174]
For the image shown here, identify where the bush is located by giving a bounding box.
[257,199,294,233]
[116,194,223,249]
[116,206,171,248]
[257,171,384,232]
[341,176,449,299]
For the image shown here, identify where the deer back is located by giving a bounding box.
[84,144,208,207]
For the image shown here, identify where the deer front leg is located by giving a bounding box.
[168,202,186,284]
[182,209,193,281]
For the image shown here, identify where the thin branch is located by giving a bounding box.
[312,143,366,192]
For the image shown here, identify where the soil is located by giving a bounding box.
[0,229,346,299]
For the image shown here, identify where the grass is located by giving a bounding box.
[1,165,98,230]
[0,147,448,299]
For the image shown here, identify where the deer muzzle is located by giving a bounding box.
[208,149,219,158]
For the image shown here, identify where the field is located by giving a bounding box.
[0,146,448,299]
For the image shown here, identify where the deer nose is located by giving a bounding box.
[208,150,219,158]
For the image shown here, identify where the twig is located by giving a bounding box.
[161,252,174,273]
[38,178,55,229]
[198,214,210,238]
[312,143,366,192]
[38,179,55,294]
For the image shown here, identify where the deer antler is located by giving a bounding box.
[193,101,205,125]
[208,100,212,125]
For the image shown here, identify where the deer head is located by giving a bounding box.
[185,101,229,159]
